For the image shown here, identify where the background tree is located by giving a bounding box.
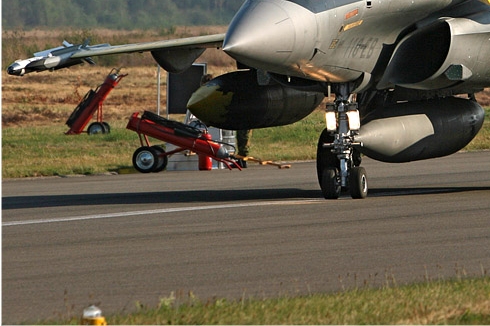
[2,0,244,29]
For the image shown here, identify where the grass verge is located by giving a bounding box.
[40,277,490,325]
[1,111,327,178]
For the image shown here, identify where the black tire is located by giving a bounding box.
[349,166,368,199]
[317,128,339,191]
[102,122,111,134]
[132,146,159,173]
[321,167,341,199]
[151,145,168,173]
[87,122,107,135]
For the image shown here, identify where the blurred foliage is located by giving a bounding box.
[2,0,244,29]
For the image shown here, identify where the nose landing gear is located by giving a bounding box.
[317,91,367,199]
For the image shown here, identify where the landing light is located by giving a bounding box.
[326,104,337,132]
[347,105,361,131]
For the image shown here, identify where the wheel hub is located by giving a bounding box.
[136,151,154,169]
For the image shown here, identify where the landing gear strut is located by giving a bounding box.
[317,87,367,199]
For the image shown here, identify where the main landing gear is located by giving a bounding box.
[317,88,367,199]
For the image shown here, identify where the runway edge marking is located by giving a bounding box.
[3,199,323,227]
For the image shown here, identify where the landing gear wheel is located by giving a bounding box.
[151,145,168,173]
[87,122,107,135]
[132,146,159,173]
[349,167,368,199]
[317,129,339,189]
[321,167,341,199]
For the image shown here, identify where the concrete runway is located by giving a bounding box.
[3,152,490,323]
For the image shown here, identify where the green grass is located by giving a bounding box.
[2,121,136,178]
[40,277,490,325]
[2,108,490,178]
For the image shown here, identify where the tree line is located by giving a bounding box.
[2,0,245,30]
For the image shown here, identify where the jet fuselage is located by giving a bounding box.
[223,0,490,93]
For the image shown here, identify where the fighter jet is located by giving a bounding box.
[7,40,109,76]
[8,0,490,199]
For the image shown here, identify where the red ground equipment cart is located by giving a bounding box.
[66,68,127,135]
[126,111,241,172]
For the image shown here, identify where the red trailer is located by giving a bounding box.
[126,111,241,172]
[66,68,127,135]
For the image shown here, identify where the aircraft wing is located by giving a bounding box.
[70,33,226,73]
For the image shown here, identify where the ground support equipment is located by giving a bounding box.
[126,111,242,172]
[65,68,127,135]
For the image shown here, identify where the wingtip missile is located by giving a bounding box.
[6,40,110,76]
[7,58,41,76]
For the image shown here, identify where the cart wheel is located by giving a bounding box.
[132,146,159,173]
[151,145,168,173]
[88,122,107,135]
[102,122,111,134]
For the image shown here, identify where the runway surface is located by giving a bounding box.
[3,151,490,323]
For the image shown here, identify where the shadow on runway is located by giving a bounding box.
[3,186,490,210]
[368,186,490,198]
[2,188,322,210]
